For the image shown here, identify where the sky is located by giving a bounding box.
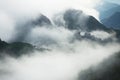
[0,0,119,19]
[0,0,101,19]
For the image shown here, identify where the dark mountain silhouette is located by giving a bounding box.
[102,12,120,29]
[9,9,120,44]
[95,1,120,20]
[114,29,120,40]
[32,14,52,26]
[50,9,120,42]
[63,9,109,31]
[12,14,52,42]
[78,51,120,80]
[86,16,109,31]
[0,39,34,57]
[0,39,48,57]
[95,2,120,40]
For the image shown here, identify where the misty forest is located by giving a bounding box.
[0,0,120,80]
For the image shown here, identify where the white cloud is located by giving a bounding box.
[0,11,15,42]
[24,26,74,48]
[0,0,102,42]
[0,0,101,19]
[0,1,120,80]
[0,41,120,80]
[90,30,116,40]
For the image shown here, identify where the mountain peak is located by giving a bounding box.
[32,14,52,26]
[63,9,108,31]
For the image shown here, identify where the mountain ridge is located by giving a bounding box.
[102,12,120,29]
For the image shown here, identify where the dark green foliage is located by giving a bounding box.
[0,39,34,57]
[78,52,120,80]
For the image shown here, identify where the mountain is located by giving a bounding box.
[102,12,120,29]
[95,2,120,40]
[95,1,119,12]
[0,39,35,57]
[0,39,48,57]
[12,9,120,44]
[62,9,120,42]
[12,14,52,42]
[32,14,52,26]
[114,29,120,40]
[78,51,120,80]
[85,16,108,31]
[63,9,109,31]
[95,1,120,20]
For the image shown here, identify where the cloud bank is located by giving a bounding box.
[0,0,120,80]
[0,40,120,80]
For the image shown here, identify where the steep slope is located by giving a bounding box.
[63,9,109,31]
[102,12,120,29]
[78,52,120,80]
[12,14,52,42]
[95,1,120,20]
[32,14,52,26]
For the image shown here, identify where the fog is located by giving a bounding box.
[0,0,120,80]
[0,41,120,80]
[0,25,120,80]
[0,0,103,42]
[0,11,15,41]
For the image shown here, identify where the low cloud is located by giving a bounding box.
[0,1,120,80]
[0,40,120,80]
[0,11,15,42]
